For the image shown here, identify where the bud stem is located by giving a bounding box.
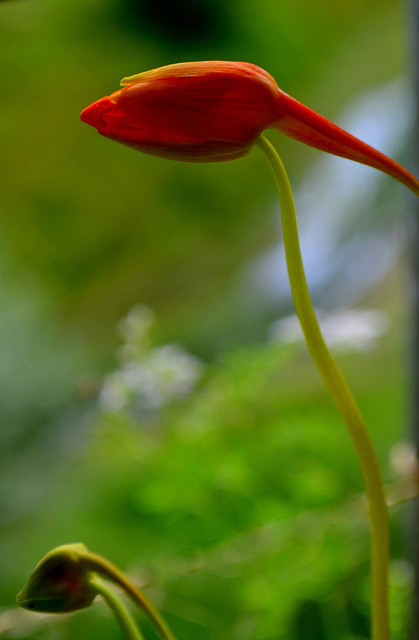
[256,133,391,640]
[89,575,146,640]
[80,550,177,640]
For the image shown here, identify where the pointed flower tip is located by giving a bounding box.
[80,104,93,124]
[80,98,114,130]
[17,544,97,614]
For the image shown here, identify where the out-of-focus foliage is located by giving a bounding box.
[0,253,83,456]
[0,244,92,518]
[0,0,414,639]
[1,298,412,640]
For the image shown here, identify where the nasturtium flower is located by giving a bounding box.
[81,60,419,195]
[17,544,97,613]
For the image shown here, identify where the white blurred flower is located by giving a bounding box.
[116,304,155,361]
[99,305,203,416]
[99,371,132,411]
[148,344,203,397]
[269,308,389,353]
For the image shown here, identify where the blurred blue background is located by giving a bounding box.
[0,0,416,639]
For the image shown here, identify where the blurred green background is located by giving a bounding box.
[0,0,416,639]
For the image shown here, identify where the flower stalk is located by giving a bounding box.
[89,575,146,640]
[79,548,177,640]
[256,133,390,640]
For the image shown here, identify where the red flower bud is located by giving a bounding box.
[81,61,280,162]
[81,60,419,195]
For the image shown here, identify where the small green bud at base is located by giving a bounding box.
[17,544,97,613]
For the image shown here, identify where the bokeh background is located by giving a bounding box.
[0,0,417,639]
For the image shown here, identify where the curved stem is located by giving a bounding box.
[80,550,177,640]
[89,575,145,640]
[256,133,390,640]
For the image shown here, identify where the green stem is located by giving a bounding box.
[89,575,146,640]
[256,133,390,640]
[80,550,177,640]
